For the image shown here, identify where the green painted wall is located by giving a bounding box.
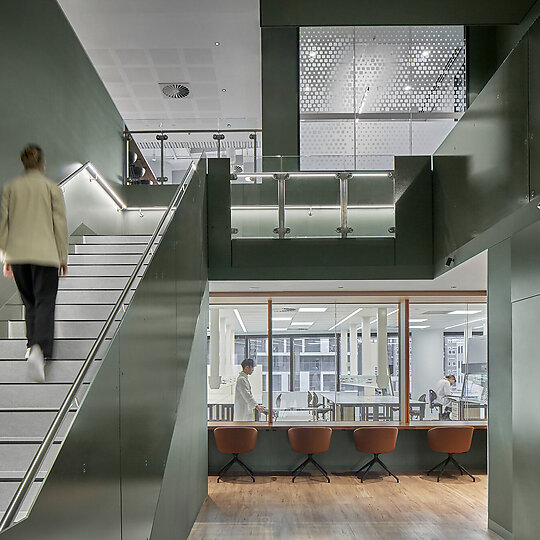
[260,0,537,26]
[261,27,299,159]
[487,240,513,537]
[0,1,124,185]
[209,428,487,473]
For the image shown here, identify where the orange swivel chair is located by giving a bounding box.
[288,427,333,483]
[353,427,399,483]
[427,426,475,482]
[214,427,258,483]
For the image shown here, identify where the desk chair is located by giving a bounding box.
[214,427,258,482]
[427,427,475,482]
[311,392,332,421]
[288,427,332,483]
[429,389,442,418]
[353,427,399,483]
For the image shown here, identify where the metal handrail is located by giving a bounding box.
[57,162,91,188]
[0,160,198,533]
[125,128,261,134]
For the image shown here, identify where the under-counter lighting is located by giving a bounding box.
[234,309,247,333]
[299,307,327,313]
[445,317,487,330]
[329,307,363,331]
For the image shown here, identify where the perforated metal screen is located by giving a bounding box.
[299,26,466,169]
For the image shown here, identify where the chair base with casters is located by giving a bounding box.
[427,453,476,482]
[217,453,255,483]
[355,453,399,483]
[292,454,330,483]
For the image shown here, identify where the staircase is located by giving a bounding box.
[0,233,152,521]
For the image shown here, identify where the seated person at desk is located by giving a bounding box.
[234,358,265,421]
[435,375,456,420]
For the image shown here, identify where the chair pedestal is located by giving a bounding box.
[292,454,330,483]
[217,453,255,483]
[355,453,399,483]
[427,453,476,482]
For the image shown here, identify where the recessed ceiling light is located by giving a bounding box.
[338,286,344,289]
[421,49,431,58]
[410,318,427,323]
[445,317,486,330]
[329,307,363,331]
[249,286,260,290]
[404,85,413,91]
[291,322,314,326]
[410,325,430,329]
[299,307,327,313]
[215,42,220,46]
[221,88,227,92]
[449,310,481,315]
[309,50,317,59]
[273,327,288,332]
[272,317,292,321]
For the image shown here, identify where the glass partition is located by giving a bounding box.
[409,303,487,421]
[230,164,395,240]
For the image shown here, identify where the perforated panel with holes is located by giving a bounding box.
[299,26,466,168]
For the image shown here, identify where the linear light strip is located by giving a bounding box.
[234,309,247,333]
[235,172,391,179]
[329,307,363,331]
[87,165,127,210]
[231,205,394,211]
[368,308,399,326]
[444,317,487,330]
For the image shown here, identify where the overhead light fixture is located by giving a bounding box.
[273,327,288,332]
[309,50,317,59]
[215,42,220,46]
[449,310,481,315]
[410,318,427,323]
[221,88,227,92]
[369,308,399,325]
[272,317,292,321]
[234,309,247,333]
[410,325,430,329]
[299,307,327,313]
[329,307,363,331]
[445,317,486,330]
[421,49,431,58]
[404,85,412,91]
[291,322,314,326]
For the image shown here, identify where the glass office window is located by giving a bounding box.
[409,303,487,422]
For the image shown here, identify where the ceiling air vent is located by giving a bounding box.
[159,83,191,99]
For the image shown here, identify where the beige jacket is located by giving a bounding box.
[0,170,68,267]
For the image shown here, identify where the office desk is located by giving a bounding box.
[320,392,424,421]
[449,397,487,421]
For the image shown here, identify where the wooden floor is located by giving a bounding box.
[190,472,497,540]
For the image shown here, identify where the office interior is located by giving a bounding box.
[4,0,540,538]
[208,298,488,425]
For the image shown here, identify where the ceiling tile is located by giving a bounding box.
[104,82,132,98]
[187,66,217,82]
[123,67,155,82]
[149,48,182,65]
[183,48,213,65]
[190,83,219,97]
[131,84,162,99]
[137,99,167,112]
[155,66,187,82]
[98,66,124,83]
[115,49,150,65]
[196,98,222,111]
[166,99,194,111]
[113,98,140,113]
[87,49,115,66]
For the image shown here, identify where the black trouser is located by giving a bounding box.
[11,264,59,358]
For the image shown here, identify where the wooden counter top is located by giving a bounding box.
[208,421,487,430]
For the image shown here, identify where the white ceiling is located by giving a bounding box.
[58,0,261,131]
[210,249,488,294]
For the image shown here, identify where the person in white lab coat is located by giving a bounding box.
[435,375,456,419]
[234,358,264,421]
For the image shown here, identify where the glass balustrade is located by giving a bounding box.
[230,155,395,240]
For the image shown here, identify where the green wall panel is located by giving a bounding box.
[0,1,123,185]
[433,39,530,267]
[261,27,299,158]
[260,0,537,27]
[528,18,540,197]
[487,240,513,537]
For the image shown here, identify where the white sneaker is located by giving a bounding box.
[25,348,30,359]
[27,345,45,383]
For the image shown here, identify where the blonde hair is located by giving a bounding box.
[20,144,44,170]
